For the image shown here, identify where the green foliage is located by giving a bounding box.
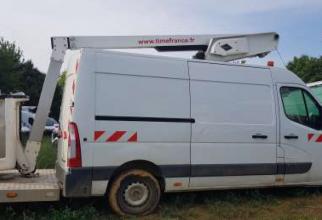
[19,60,45,106]
[0,38,64,120]
[51,71,66,120]
[287,55,322,83]
[47,206,100,220]
[0,38,24,93]
[37,136,57,169]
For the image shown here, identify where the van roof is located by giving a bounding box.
[83,48,270,70]
[77,49,305,86]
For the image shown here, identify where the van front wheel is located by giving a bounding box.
[108,169,161,216]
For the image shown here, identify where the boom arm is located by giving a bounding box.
[17,32,279,174]
[65,32,279,61]
[17,38,67,174]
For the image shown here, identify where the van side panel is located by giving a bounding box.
[189,62,277,189]
[95,51,188,79]
[92,52,191,193]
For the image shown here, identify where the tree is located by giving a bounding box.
[0,38,64,120]
[51,71,66,120]
[19,60,45,106]
[287,55,322,83]
[0,38,23,93]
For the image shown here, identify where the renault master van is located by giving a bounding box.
[56,49,322,215]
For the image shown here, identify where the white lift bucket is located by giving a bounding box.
[0,95,28,170]
[0,95,59,203]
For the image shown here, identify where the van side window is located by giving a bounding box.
[280,87,322,130]
[304,91,321,129]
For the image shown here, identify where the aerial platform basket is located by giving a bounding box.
[0,95,28,171]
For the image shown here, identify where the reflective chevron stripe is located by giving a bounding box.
[93,130,138,142]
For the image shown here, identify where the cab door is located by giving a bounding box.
[278,84,322,184]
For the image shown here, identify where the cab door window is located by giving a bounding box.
[280,87,322,130]
[304,92,321,129]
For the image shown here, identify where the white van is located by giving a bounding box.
[56,49,322,215]
[20,110,59,134]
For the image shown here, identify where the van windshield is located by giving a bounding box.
[310,85,322,103]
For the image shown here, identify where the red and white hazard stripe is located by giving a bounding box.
[94,130,138,143]
[308,133,322,142]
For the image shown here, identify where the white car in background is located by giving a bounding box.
[21,110,59,134]
[307,81,322,103]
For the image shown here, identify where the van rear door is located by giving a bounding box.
[57,52,80,168]
[189,62,277,188]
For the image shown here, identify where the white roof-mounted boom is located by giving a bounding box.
[18,32,279,175]
[51,32,279,62]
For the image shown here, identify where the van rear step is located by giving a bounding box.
[0,169,59,202]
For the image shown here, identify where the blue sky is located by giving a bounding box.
[240,4,322,62]
[0,0,321,72]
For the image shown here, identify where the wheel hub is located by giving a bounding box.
[124,182,149,206]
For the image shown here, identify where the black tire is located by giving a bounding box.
[108,169,161,216]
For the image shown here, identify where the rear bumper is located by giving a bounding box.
[55,162,92,197]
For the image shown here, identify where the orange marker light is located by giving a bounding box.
[173,182,183,187]
[6,192,17,198]
[267,61,274,67]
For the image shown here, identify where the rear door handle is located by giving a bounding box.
[284,135,298,139]
[252,134,268,139]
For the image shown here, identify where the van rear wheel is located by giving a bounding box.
[108,169,161,216]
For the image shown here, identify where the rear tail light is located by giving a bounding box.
[67,122,82,168]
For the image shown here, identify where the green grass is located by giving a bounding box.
[20,134,57,169]
[2,138,322,219]
[37,136,57,169]
[3,187,322,220]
